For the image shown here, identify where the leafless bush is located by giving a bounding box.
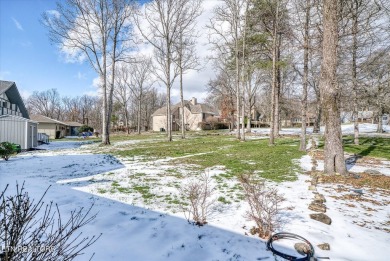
[239,174,285,239]
[179,173,215,226]
[0,183,101,261]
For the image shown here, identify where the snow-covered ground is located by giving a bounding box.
[249,123,390,136]
[1,137,389,260]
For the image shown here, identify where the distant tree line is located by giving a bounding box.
[25,87,165,132]
[26,89,102,130]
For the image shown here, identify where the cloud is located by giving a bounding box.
[46,10,60,19]
[19,89,31,100]
[11,17,23,31]
[43,10,61,27]
[92,77,102,89]
[80,77,102,97]
[0,71,11,80]
[75,71,87,80]
[83,90,100,97]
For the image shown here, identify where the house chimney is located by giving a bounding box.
[191,97,197,105]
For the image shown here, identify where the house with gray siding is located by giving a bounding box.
[0,80,38,150]
[30,114,67,139]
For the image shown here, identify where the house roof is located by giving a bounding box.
[152,100,218,116]
[63,121,83,127]
[29,115,83,126]
[0,80,30,119]
[30,114,67,125]
[0,114,37,123]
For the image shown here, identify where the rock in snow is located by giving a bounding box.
[310,213,332,225]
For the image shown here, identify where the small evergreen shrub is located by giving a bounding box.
[78,125,94,133]
[0,142,17,161]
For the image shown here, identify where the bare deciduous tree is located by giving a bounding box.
[114,66,132,134]
[129,57,154,134]
[174,0,203,139]
[361,48,390,133]
[27,89,62,120]
[300,0,311,151]
[208,0,247,140]
[43,0,135,145]
[134,0,198,141]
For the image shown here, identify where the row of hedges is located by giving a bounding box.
[198,122,229,130]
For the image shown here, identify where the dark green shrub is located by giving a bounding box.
[0,142,17,161]
[215,122,229,129]
[11,143,21,153]
[198,122,212,130]
[78,125,93,133]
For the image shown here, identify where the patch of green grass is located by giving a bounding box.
[317,136,390,160]
[110,133,165,142]
[165,169,184,178]
[112,181,120,187]
[107,133,305,182]
[97,188,107,194]
[217,196,231,204]
[176,137,305,182]
[133,185,155,200]
[112,135,230,159]
[342,136,390,159]
[128,173,147,180]
[133,185,149,193]
[117,187,132,193]
[235,193,245,201]
[167,198,183,205]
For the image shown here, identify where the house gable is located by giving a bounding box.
[151,99,218,131]
[0,80,29,119]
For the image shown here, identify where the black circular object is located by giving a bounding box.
[266,232,315,261]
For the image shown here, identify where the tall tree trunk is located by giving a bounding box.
[241,4,248,140]
[235,21,241,140]
[313,102,321,133]
[125,108,129,134]
[377,107,383,133]
[166,36,172,142]
[246,79,252,133]
[319,0,347,175]
[352,1,359,145]
[106,42,118,145]
[166,88,172,141]
[275,32,282,135]
[180,62,185,139]
[300,0,310,151]
[137,97,141,134]
[269,3,279,145]
[101,45,110,145]
[241,96,245,141]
